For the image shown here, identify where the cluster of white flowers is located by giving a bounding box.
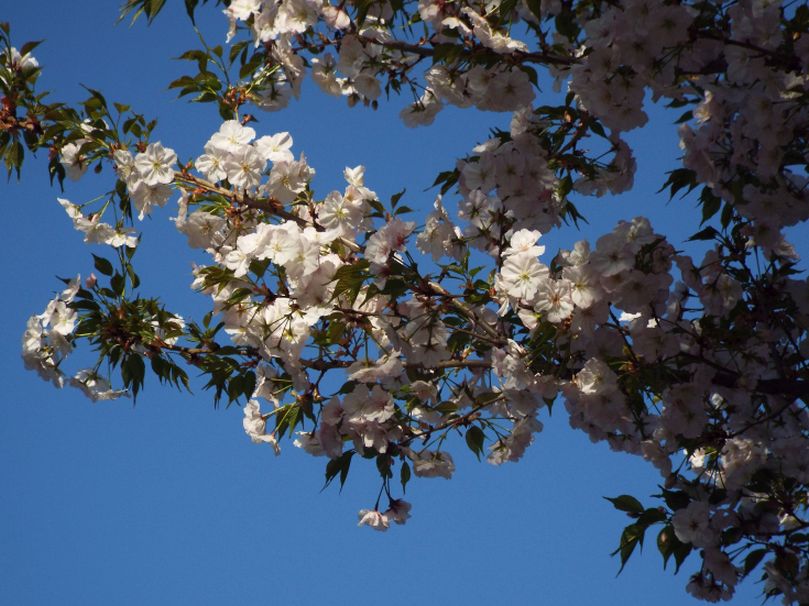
[163,123,511,518]
[357,498,411,531]
[60,140,179,220]
[21,0,809,601]
[57,198,138,248]
[6,45,39,74]
[22,278,79,387]
[22,276,126,402]
[113,143,178,219]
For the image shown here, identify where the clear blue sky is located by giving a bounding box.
[1,3,768,605]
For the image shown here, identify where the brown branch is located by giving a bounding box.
[427,280,506,345]
[711,372,808,401]
[172,170,361,253]
[173,171,306,226]
[300,357,492,372]
[359,36,574,67]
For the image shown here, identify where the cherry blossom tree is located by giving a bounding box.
[3,0,808,602]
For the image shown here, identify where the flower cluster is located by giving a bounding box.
[14,1,809,602]
[23,276,127,402]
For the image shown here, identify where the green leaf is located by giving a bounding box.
[113,102,131,115]
[720,201,734,229]
[400,461,411,493]
[324,451,354,491]
[612,523,645,574]
[81,85,108,111]
[687,226,719,242]
[525,0,542,19]
[659,168,697,200]
[184,0,200,23]
[637,507,667,527]
[390,188,406,208]
[743,548,767,576]
[121,353,145,399]
[657,525,674,567]
[465,425,485,461]
[274,403,300,438]
[498,0,519,21]
[700,187,721,224]
[435,400,459,413]
[432,170,455,187]
[69,299,100,312]
[376,454,393,479]
[605,494,644,515]
[147,0,167,22]
[229,41,249,65]
[111,273,126,297]
[589,119,606,138]
[675,110,693,124]
[330,261,369,305]
[92,254,114,276]
[126,263,140,289]
[555,10,580,40]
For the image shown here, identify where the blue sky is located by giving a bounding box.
[0,3,769,605]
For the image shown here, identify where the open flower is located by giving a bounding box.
[134,142,177,186]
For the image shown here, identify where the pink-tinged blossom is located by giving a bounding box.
[488,416,543,464]
[253,221,300,268]
[113,149,138,187]
[254,132,294,164]
[562,265,599,309]
[317,191,365,239]
[573,357,619,396]
[660,384,707,439]
[461,8,529,54]
[357,509,389,531]
[477,69,535,112]
[176,210,227,250]
[383,499,412,525]
[321,5,350,29]
[242,399,281,454]
[195,143,229,182]
[60,141,88,181]
[70,370,128,402]
[343,384,395,424]
[8,45,39,73]
[209,120,256,152]
[343,165,365,187]
[534,279,574,324]
[22,277,82,388]
[411,450,455,479]
[131,181,173,220]
[293,431,325,457]
[416,199,464,262]
[347,351,404,384]
[226,0,261,21]
[505,228,545,258]
[365,219,416,265]
[400,89,442,128]
[311,54,345,96]
[720,437,767,491]
[134,142,177,186]
[275,0,319,35]
[499,252,549,301]
[57,198,138,248]
[223,145,265,190]
[672,501,718,548]
[267,156,314,203]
